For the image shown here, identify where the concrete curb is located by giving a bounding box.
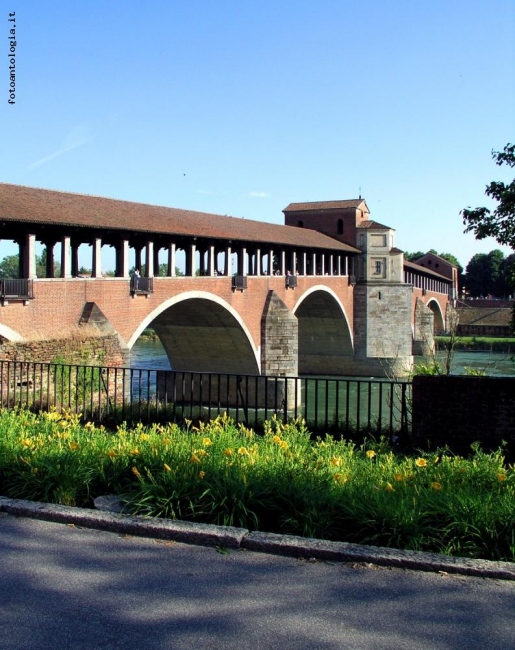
[1,496,514,581]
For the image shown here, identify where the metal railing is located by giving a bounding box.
[0,360,412,438]
[0,278,34,300]
[130,277,154,294]
[232,275,247,291]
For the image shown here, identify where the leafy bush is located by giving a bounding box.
[0,409,514,562]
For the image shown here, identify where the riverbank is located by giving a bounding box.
[436,336,515,353]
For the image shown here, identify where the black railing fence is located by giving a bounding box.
[0,360,411,437]
[0,278,34,299]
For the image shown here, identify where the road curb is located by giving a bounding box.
[2,496,514,581]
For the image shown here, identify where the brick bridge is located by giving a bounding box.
[0,184,456,377]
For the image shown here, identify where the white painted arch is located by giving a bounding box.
[0,324,24,342]
[292,284,354,348]
[126,290,260,370]
[425,297,446,331]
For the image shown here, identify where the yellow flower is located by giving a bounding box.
[431,482,442,490]
[330,456,342,467]
[498,473,507,482]
[32,467,38,474]
[333,473,348,484]
[69,442,79,451]
[130,448,140,456]
[21,439,32,447]
[272,435,282,444]
[279,440,289,450]
[190,453,200,464]
[162,437,171,445]
[196,449,208,458]
[415,458,428,467]
[139,433,150,441]
[198,471,206,479]
[366,450,376,459]
[163,463,172,473]
[238,447,248,455]
[202,437,212,446]
[131,466,141,478]
[223,448,233,456]
[393,473,404,482]
[385,483,394,491]
[107,450,116,458]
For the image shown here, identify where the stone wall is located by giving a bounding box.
[0,332,127,366]
[412,375,515,460]
[353,283,413,376]
[412,298,434,356]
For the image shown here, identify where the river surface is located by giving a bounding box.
[129,337,515,377]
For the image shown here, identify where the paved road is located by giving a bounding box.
[1,513,515,650]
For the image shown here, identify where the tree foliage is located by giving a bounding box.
[462,144,515,247]
[464,249,510,297]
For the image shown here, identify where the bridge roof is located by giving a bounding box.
[404,259,451,282]
[0,183,360,253]
[283,199,368,212]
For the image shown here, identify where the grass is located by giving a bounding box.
[435,336,515,352]
[0,408,514,562]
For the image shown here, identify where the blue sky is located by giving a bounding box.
[1,0,514,269]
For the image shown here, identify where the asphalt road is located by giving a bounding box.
[1,513,514,650]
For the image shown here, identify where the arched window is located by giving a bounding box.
[337,219,344,235]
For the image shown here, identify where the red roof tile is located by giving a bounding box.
[356,220,393,230]
[0,183,360,253]
[283,199,367,212]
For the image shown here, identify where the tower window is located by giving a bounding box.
[337,219,344,235]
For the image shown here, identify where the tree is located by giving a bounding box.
[404,251,427,262]
[0,254,20,278]
[462,144,515,246]
[465,250,503,297]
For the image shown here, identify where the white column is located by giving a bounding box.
[189,243,196,276]
[240,247,247,275]
[311,252,317,275]
[61,236,72,278]
[25,234,37,279]
[168,243,176,277]
[280,251,286,275]
[145,241,154,277]
[225,246,232,276]
[209,245,215,276]
[92,238,102,278]
[255,248,261,276]
[121,240,129,278]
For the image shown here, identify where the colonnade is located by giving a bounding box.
[15,233,354,280]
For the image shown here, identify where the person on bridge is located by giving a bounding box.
[133,269,140,291]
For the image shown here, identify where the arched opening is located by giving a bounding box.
[130,294,259,375]
[294,288,353,375]
[426,299,445,334]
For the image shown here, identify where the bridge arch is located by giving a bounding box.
[425,298,446,333]
[0,324,24,342]
[293,286,354,375]
[128,291,260,374]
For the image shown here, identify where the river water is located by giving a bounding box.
[129,337,515,377]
